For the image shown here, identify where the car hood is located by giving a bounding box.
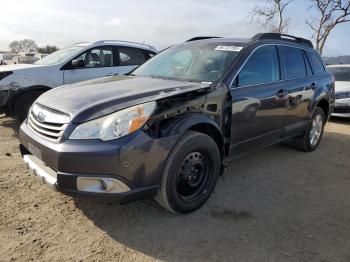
[335,81,350,93]
[0,63,46,72]
[37,76,210,123]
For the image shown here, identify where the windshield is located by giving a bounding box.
[35,45,85,65]
[328,67,350,81]
[133,42,242,82]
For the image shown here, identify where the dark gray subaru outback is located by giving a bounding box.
[19,33,335,214]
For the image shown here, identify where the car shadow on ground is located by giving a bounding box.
[329,116,350,124]
[74,130,350,262]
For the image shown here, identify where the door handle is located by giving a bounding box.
[276,89,288,98]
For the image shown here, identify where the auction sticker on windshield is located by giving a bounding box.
[214,46,243,52]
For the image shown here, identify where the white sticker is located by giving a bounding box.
[215,45,243,52]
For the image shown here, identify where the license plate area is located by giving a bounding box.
[28,143,42,160]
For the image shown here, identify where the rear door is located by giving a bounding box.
[117,46,150,75]
[63,46,117,84]
[278,46,316,137]
[230,45,287,156]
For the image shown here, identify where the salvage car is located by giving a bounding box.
[327,64,350,117]
[19,33,334,214]
[0,40,157,121]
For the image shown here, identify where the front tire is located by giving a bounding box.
[156,131,221,214]
[14,91,44,123]
[290,106,326,152]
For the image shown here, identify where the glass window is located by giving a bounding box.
[133,42,240,82]
[306,51,325,75]
[35,45,85,65]
[237,45,279,87]
[327,67,350,81]
[74,47,113,68]
[119,47,146,66]
[279,46,306,79]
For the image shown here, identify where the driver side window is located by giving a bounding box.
[236,45,280,87]
[75,47,114,68]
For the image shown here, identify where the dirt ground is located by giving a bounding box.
[0,115,349,262]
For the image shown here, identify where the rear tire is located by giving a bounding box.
[155,131,221,214]
[14,91,44,123]
[289,107,326,152]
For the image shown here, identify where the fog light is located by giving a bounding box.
[77,177,130,193]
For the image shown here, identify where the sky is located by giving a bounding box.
[0,0,349,56]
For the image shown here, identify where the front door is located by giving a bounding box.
[63,46,118,84]
[230,45,287,156]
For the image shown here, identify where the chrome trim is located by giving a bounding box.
[32,103,70,124]
[229,43,325,89]
[28,104,70,142]
[23,154,58,191]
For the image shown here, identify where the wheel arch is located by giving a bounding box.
[160,113,225,158]
[316,98,330,119]
[8,85,51,114]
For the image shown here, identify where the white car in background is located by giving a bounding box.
[327,64,350,118]
[0,40,157,121]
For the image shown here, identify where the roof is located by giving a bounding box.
[72,40,157,52]
[185,33,314,50]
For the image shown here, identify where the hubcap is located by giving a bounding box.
[309,114,323,146]
[176,152,209,199]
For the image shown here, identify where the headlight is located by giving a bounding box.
[0,71,13,81]
[69,101,156,141]
[335,92,350,99]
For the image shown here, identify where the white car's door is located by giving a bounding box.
[63,46,118,84]
[117,46,150,75]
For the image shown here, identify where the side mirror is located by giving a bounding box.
[71,59,84,68]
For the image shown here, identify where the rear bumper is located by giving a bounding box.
[19,121,179,203]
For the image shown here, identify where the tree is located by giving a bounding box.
[9,39,38,53]
[37,45,59,54]
[307,0,350,55]
[252,0,293,33]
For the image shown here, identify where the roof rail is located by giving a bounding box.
[186,36,221,42]
[252,33,313,48]
[92,40,157,51]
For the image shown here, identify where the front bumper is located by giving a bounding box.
[332,98,350,118]
[19,121,179,203]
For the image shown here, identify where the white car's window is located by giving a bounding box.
[327,67,350,81]
[35,46,85,65]
[119,47,146,66]
[75,47,114,68]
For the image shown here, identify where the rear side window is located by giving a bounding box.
[237,45,280,87]
[118,47,146,66]
[279,46,306,79]
[306,51,325,75]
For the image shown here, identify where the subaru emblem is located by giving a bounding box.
[37,111,46,122]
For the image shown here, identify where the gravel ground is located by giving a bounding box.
[0,115,350,262]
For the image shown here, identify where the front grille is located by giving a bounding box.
[28,104,70,142]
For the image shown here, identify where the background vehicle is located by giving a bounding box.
[9,55,39,65]
[19,33,334,214]
[327,64,350,117]
[0,40,157,122]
